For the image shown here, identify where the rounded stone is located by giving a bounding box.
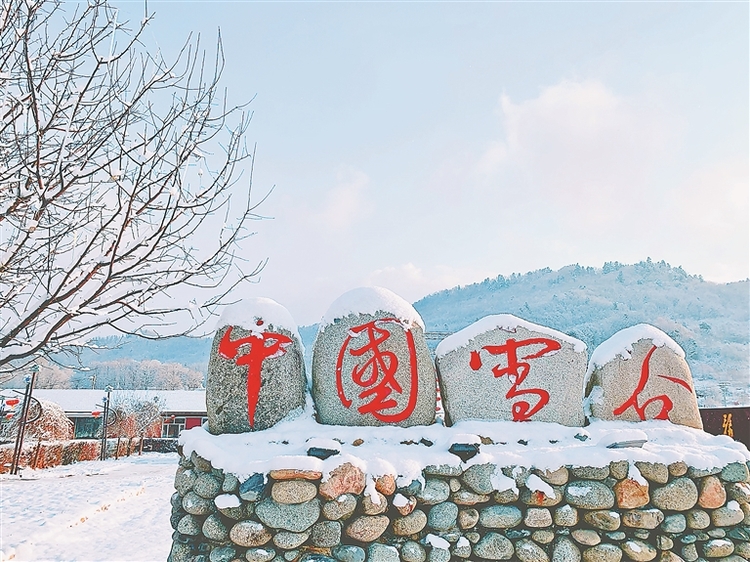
[521,486,565,507]
[270,469,322,481]
[240,473,267,502]
[230,521,272,547]
[651,478,699,512]
[417,479,451,505]
[516,538,550,562]
[572,530,601,546]
[375,474,397,496]
[614,479,650,509]
[734,541,750,559]
[494,487,520,504]
[584,511,621,531]
[533,530,556,545]
[656,535,674,551]
[203,514,229,541]
[222,473,240,493]
[728,482,750,503]
[635,462,669,485]
[171,492,184,510]
[393,509,428,536]
[273,530,309,550]
[681,543,698,562]
[458,508,479,529]
[479,505,523,528]
[401,541,427,562]
[571,466,610,481]
[255,498,321,532]
[453,538,473,558]
[552,537,582,562]
[428,502,459,531]
[698,476,727,509]
[711,503,745,527]
[701,539,735,558]
[368,543,399,562]
[525,507,553,528]
[565,481,615,510]
[245,548,276,562]
[536,467,570,486]
[555,505,579,527]
[394,494,418,516]
[721,462,750,483]
[669,462,689,477]
[177,514,202,536]
[331,545,365,562]
[621,540,657,562]
[209,546,237,562]
[426,545,450,562]
[194,473,223,499]
[609,462,629,481]
[310,521,341,547]
[319,464,366,500]
[622,509,665,529]
[190,452,212,472]
[322,494,357,521]
[361,491,388,515]
[345,515,389,542]
[183,491,214,515]
[462,464,496,495]
[175,469,198,495]
[169,541,192,562]
[452,490,491,505]
[686,510,709,530]
[582,544,623,562]
[473,532,514,560]
[272,481,318,505]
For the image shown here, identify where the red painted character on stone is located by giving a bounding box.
[470,337,561,421]
[335,318,419,423]
[613,344,692,421]
[218,323,293,428]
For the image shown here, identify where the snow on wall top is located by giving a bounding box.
[319,287,425,332]
[217,297,301,344]
[435,313,587,358]
[586,324,685,382]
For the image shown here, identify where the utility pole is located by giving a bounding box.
[99,385,113,461]
[10,364,39,475]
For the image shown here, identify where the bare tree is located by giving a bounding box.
[0,0,266,378]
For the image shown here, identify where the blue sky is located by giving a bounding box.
[118,1,748,325]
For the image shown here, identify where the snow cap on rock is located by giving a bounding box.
[319,286,425,332]
[217,297,301,346]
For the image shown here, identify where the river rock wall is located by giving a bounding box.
[169,451,750,562]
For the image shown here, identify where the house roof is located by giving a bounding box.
[0,389,207,416]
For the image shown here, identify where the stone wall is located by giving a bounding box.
[169,451,750,562]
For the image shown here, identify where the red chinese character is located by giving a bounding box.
[470,337,561,422]
[218,325,293,428]
[335,318,418,423]
[613,344,692,421]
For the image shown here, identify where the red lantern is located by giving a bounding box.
[4,412,13,420]
[5,398,19,407]
[91,410,101,418]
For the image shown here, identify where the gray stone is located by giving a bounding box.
[222,473,240,493]
[669,462,689,477]
[525,507,553,527]
[721,463,750,483]
[169,541,192,562]
[565,481,615,510]
[662,513,688,533]
[436,315,587,426]
[605,532,626,542]
[707,528,726,538]
[216,495,248,520]
[449,478,462,492]
[727,482,750,503]
[458,508,479,529]
[494,487,521,504]
[656,535,674,551]
[466,532,481,543]
[194,473,223,499]
[426,545,450,562]
[175,469,198,495]
[424,464,463,477]
[177,514,202,535]
[400,541,427,562]
[516,538,550,562]
[191,452,213,472]
[230,521,272,547]
[183,491,214,515]
[533,530,556,544]
[522,485,565,507]
[701,539,735,558]
[622,509,665,529]
[344,515,390,542]
[209,546,237,562]
[272,480,317,505]
[273,531,310,550]
[428,502,459,531]
[633,529,651,540]
[609,462,630,481]
[310,521,341,547]
[240,473,267,502]
[727,528,750,541]
[462,464,496,494]
[203,514,229,541]
[635,462,669,485]
[712,503,745,527]
[621,540,657,561]
[322,494,357,520]
[694,531,709,541]
[572,530,601,546]
[681,544,698,562]
[361,491,388,515]
[453,538,473,558]
[207,301,306,433]
[552,537,582,562]
[417,479,451,505]
[171,492,184,510]
[584,511,621,531]
[536,467,570,486]
[452,489,491,505]
[479,505,523,528]
[585,331,702,429]
[473,532,515,560]
[368,544,399,562]
[571,466,610,481]
[255,498,321,532]
[652,478,699,511]
[686,510,709,530]
[245,548,276,562]
[393,509,428,536]
[311,288,436,427]
[555,505,579,527]
[284,551,299,561]
[734,541,750,559]
[688,467,721,478]
[582,544,623,562]
[331,545,365,562]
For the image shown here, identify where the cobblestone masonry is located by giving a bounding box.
[169,451,750,562]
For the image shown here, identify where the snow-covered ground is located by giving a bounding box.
[0,453,175,562]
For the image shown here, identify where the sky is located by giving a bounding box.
[114,0,749,327]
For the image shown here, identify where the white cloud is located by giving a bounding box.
[315,166,372,231]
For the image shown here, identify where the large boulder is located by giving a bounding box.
[312,287,436,427]
[585,324,702,429]
[435,314,587,426]
[206,298,306,434]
